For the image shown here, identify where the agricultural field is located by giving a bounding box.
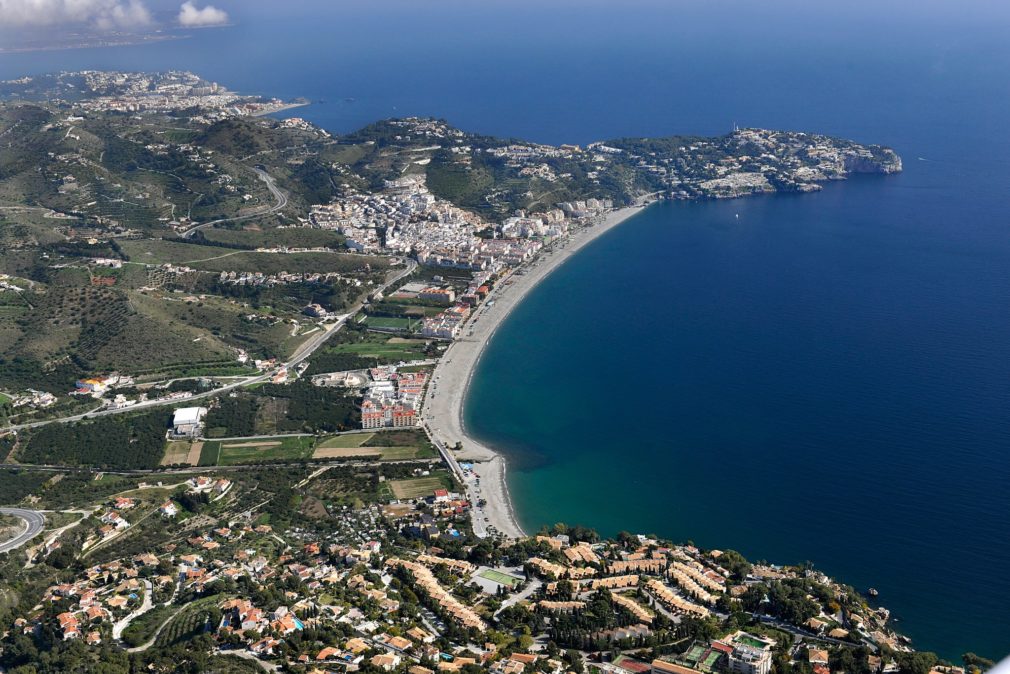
[312,443,425,460]
[121,604,178,648]
[132,292,303,361]
[187,251,389,276]
[154,595,226,649]
[302,465,386,507]
[312,428,437,460]
[314,432,374,449]
[161,441,203,466]
[383,472,454,500]
[198,435,315,466]
[119,239,239,265]
[200,226,346,249]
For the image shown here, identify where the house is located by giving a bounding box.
[271,613,303,635]
[106,595,129,610]
[57,611,79,640]
[85,606,107,623]
[806,617,827,632]
[189,476,214,491]
[316,647,342,661]
[345,637,370,654]
[250,637,280,655]
[808,650,830,666]
[303,303,328,318]
[407,626,435,643]
[492,660,525,674]
[159,501,178,518]
[75,378,109,394]
[100,511,130,530]
[510,654,539,666]
[385,635,412,652]
[371,653,401,671]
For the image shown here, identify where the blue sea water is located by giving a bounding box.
[2,0,1009,661]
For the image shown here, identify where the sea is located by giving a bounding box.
[1,0,1008,662]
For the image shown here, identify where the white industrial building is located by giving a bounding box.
[172,406,207,438]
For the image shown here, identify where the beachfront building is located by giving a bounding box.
[421,304,470,340]
[361,368,427,429]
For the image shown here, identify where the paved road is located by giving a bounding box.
[0,456,437,477]
[112,579,154,640]
[3,259,416,433]
[182,167,288,239]
[0,508,45,553]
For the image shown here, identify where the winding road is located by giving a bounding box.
[3,258,417,433]
[0,508,45,554]
[182,167,288,239]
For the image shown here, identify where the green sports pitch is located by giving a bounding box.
[477,569,523,588]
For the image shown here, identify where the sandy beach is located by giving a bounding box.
[421,198,653,539]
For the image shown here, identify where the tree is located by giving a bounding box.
[963,654,995,674]
[897,652,938,674]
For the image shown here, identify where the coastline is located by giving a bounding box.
[422,197,654,539]
[254,101,310,117]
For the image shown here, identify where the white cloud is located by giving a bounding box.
[177,1,228,27]
[0,0,152,28]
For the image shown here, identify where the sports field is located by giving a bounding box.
[477,569,523,588]
[364,316,417,331]
[199,435,315,465]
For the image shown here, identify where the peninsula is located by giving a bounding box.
[0,72,975,674]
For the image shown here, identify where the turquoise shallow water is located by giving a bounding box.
[466,168,1010,662]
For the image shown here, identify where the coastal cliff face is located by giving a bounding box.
[844,150,903,174]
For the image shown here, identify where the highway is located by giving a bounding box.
[0,508,45,554]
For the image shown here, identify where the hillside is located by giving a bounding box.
[0,75,900,416]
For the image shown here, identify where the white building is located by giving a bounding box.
[172,406,207,438]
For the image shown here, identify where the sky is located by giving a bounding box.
[2,0,1010,37]
[0,0,229,34]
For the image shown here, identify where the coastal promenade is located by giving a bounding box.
[422,199,652,539]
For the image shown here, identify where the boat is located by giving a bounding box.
[868,588,879,597]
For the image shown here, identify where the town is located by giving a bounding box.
[0,459,955,674]
[0,70,305,119]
